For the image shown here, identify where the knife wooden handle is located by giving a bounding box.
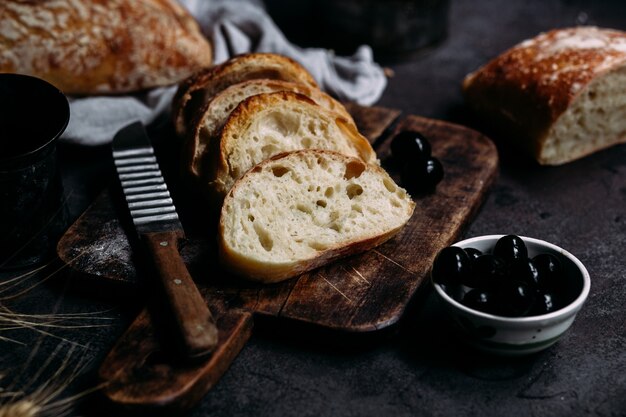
[99,300,253,415]
[142,230,218,359]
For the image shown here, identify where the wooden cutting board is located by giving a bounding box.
[57,104,498,414]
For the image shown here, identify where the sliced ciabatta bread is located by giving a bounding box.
[218,150,415,283]
[207,91,377,202]
[173,53,318,137]
[185,79,354,182]
[463,26,626,165]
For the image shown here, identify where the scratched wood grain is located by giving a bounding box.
[58,105,498,332]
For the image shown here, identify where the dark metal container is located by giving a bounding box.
[0,74,70,269]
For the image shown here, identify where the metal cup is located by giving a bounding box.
[0,74,70,269]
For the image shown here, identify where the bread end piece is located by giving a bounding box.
[218,150,415,283]
[463,26,626,165]
[172,53,319,137]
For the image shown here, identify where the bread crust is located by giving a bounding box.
[220,225,401,283]
[218,150,415,283]
[0,0,212,95]
[463,26,626,164]
[184,79,355,184]
[209,91,377,202]
[172,53,319,137]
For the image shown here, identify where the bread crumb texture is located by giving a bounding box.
[219,150,414,280]
[201,79,351,143]
[215,92,376,196]
[189,80,353,179]
[542,66,626,164]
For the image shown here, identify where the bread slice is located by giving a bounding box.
[173,53,318,137]
[185,79,355,182]
[218,150,415,283]
[0,0,212,94]
[463,26,626,165]
[207,91,378,202]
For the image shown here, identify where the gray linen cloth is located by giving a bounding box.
[61,0,387,146]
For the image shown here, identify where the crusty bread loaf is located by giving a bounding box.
[207,91,378,202]
[218,150,415,283]
[463,26,626,165]
[0,0,212,95]
[173,53,318,137]
[185,79,354,182]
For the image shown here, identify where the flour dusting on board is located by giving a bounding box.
[67,219,137,279]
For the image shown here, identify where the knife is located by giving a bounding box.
[112,121,218,359]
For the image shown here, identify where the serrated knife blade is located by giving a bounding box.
[112,121,217,359]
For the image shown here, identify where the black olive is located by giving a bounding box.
[462,289,498,314]
[465,254,506,289]
[439,283,465,302]
[496,280,535,316]
[402,157,444,192]
[438,238,572,318]
[493,235,528,264]
[533,253,565,291]
[391,130,432,162]
[432,246,471,287]
[510,258,540,288]
[529,292,559,316]
[464,247,483,262]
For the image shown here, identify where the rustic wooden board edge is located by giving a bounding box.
[343,102,402,144]
[99,304,253,415]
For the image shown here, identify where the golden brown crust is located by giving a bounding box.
[172,53,319,137]
[210,91,377,200]
[463,26,626,162]
[183,79,355,184]
[218,225,400,283]
[0,0,212,95]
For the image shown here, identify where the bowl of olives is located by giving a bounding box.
[431,235,590,356]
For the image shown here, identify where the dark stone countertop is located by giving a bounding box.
[1,1,626,416]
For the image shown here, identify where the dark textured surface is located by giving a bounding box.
[1,1,626,416]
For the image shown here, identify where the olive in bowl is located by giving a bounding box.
[431,235,590,356]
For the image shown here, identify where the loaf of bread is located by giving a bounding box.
[185,79,354,183]
[172,53,318,137]
[207,91,377,202]
[463,26,626,165]
[0,0,212,95]
[218,150,415,283]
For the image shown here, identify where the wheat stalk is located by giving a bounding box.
[0,196,121,414]
[0,341,103,417]
[0,242,116,415]
[0,247,115,346]
[0,400,41,417]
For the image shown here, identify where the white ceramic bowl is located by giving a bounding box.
[432,235,591,356]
